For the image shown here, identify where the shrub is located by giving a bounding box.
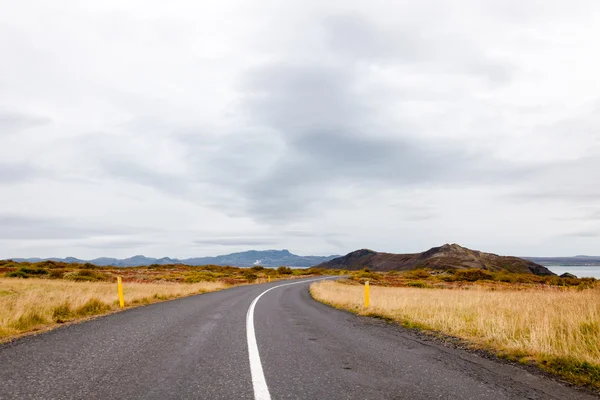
[18,267,48,276]
[404,269,432,279]
[292,269,309,275]
[5,270,29,278]
[52,302,73,323]
[75,298,111,316]
[11,312,48,330]
[184,272,216,283]
[243,270,258,282]
[251,266,264,271]
[306,268,325,275]
[48,269,66,279]
[277,266,293,275]
[356,271,379,280]
[406,281,429,288]
[453,269,494,282]
[65,270,109,282]
[34,260,61,269]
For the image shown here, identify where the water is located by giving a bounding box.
[546,266,600,279]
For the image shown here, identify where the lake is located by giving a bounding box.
[546,266,600,279]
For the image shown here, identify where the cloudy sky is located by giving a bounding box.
[1,0,599,258]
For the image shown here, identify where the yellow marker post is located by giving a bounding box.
[117,277,125,308]
[364,281,370,309]
[268,276,271,283]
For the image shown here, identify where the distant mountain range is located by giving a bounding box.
[8,248,599,269]
[316,244,555,275]
[9,250,339,268]
[522,256,600,266]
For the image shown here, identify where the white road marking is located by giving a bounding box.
[246,277,331,400]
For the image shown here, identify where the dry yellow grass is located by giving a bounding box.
[311,281,600,387]
[0,278,227,341]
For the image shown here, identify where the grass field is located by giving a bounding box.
[310,280,600,388]
[0,278,227,341]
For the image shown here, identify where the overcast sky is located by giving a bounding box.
[1,0,599,258]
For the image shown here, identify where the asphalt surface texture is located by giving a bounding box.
[0,276,597,400]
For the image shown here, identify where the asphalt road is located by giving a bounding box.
[0,277,597,400]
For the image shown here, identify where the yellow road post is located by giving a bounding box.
[268,276,271,283]
[364,281,370,308]
[117,277,125,308]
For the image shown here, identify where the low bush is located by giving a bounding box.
[75,298,111,316]
[65,270,109,282]
[306,268,325,275]
[11,312,48,330]
[452,269,494,282]
[355,271,379,280]
[48,269,67,279]
[406,281,429,288]
[5,270,29,278]
[404,269,432,279]
[277,266,293,275]
[52,302,73,323]
[34,260,62,269]
[243,270,258,282]
[292,269,309,275]
[19,267,49,276]
[184,272,216,283]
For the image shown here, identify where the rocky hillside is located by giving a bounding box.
[315,244,555,276]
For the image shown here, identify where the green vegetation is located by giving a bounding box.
[51,302,73,323]
[347,268,597,289]
[75,298,112,316]
[65,270,110,282]
[10,311,48,331]
[276,266,293,275]
[5,266,49,278]
[1,260,346,284]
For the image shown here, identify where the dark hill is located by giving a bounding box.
[315,244,555,276]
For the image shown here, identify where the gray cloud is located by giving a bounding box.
[241,64,363,136]
[562,231,600,238]
[0,214,135,240]
[80,239,159,249]
[0,162,40,184]
[193,237,278,246]
[98,158,187,196]
[228,62,525,220]
[324,13,515,83]
[507,155,600,203]
[0,110,51,134]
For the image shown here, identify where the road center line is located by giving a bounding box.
[246,277,330,400]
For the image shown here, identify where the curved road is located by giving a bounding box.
[0,277,596,400]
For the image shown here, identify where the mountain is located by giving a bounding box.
[315,244,555,276]
[181,249,336,268]
[522,256,600,266]
[10,250,339,268]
